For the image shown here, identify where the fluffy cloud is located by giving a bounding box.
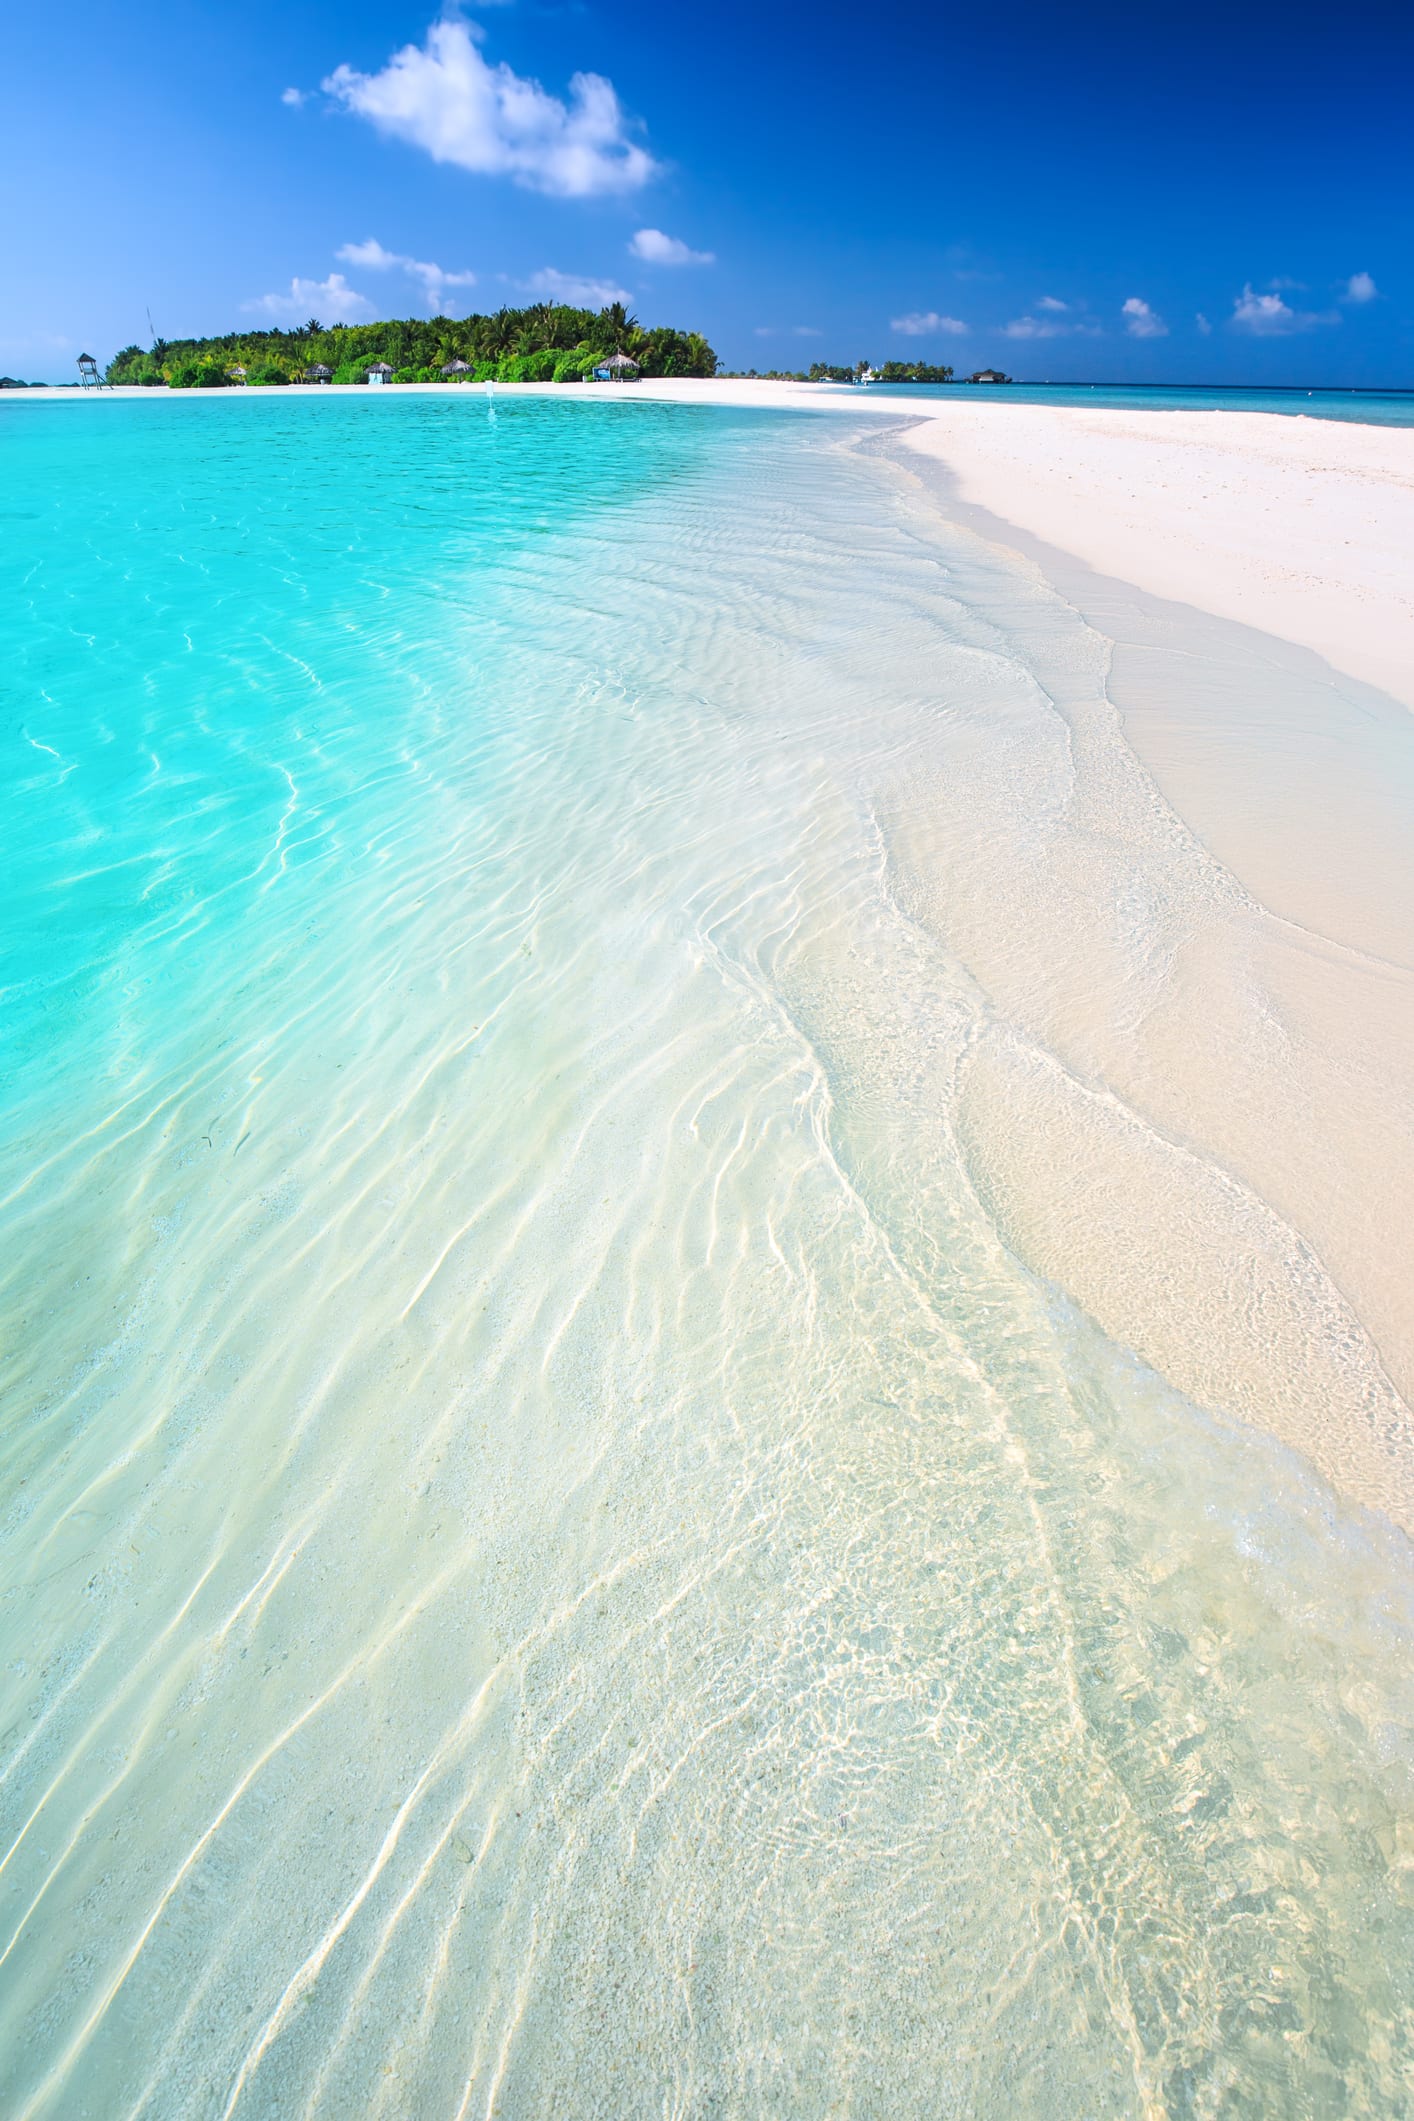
[1122,296,1168,338]
[890,311,969,336]
[243,273,373,323]
[1231,283,1338,334]
[1342,271,1378,304]
[1036,295,1070,313]
[323,19,656,197]
[281,87,308,108]
[1196,312,1213,335]
[629,228,714,266]
[1003,311,1101,340]
[337,238,477,314]
[522,267,633,308]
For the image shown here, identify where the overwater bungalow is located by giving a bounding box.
[968,368,1011,384]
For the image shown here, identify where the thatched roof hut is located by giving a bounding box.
[441,358,472,377]
[366,361,395,386]
[592,350,641,382]
[304,364,332,384]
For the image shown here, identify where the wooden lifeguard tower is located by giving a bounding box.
[76,354,108,389]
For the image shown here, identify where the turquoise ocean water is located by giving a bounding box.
[2,393,1412,2117]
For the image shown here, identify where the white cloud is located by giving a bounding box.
[891,311,969,336]
[337,237,477,314]
[1342,270,1378,304]
[1036,295,1070,313]
[281,87,308,108]
[243,273,374,323]
[1122,296,1168,338]
[1196,312,1213,334]
[522,267,633,308]
[1003,312,1102,340]
[338,237,405,270]
[1231,283,1338,335]
[630,228,714,266]
[323,19,656,198]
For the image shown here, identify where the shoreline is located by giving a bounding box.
[14,376,1414,1528]
[15,377,1414,710]
[868,427,1414,1530]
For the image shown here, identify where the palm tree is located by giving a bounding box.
[487,308,518,358]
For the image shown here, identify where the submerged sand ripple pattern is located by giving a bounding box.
[1,398,1411,2116]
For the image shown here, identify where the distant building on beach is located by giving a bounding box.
[441,359,472,379]
[968,368,1011,385]
[303,364,332,386]
[228,364,248,386]
[76,354,106,389]
[592,351,641,383]
[366,362,395,387]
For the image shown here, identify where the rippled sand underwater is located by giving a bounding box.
[2,394,1411,2118]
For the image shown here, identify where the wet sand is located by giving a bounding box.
[875,428,1414,1530]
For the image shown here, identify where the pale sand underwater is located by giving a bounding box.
[1,392,1411,2116]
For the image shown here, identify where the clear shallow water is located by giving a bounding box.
[1,394,1412,2117]
[832,382,1414,425]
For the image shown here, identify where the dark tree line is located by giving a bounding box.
[105,304,717,388]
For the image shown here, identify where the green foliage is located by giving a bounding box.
[169,360,229,390]
[496,349,559,383]
[552,348,597,383]
[102,304,718,389]
[248,362,290,387]
[807,359,957,384]
[878,361,955,384]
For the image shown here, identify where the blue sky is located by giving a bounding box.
[3,0,1410,381]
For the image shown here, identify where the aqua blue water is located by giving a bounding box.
[2,394,1412,2118]
[833,381,1414,425]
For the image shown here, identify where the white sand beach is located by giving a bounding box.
[637,381,1414,1528]
[638,381,1414,711]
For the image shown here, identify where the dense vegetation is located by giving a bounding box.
[719,359,959,384]
[105,304,717,388]
[809,360,956,384]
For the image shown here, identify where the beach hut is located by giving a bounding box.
[303,363,332,386]
[366,361,394,387]
[592,351,641,383]
[440,358,472,380]
[228,364,248,387]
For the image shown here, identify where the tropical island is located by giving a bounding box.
[715,362,1004,385]
[104,303,717,387]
